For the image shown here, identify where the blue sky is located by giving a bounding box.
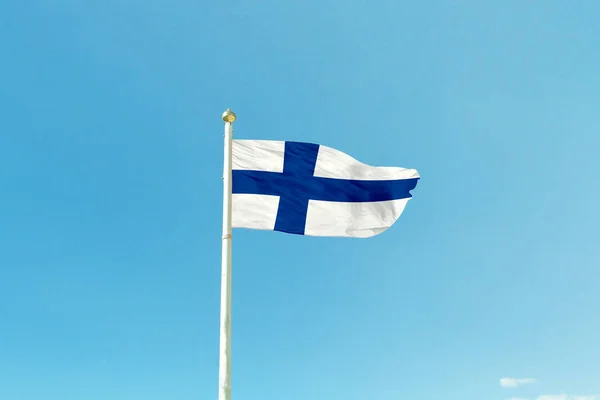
[1,1,599,399]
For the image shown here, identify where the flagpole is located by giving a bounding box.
[219,108,236,400]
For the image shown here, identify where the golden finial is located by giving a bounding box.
[222,108,236,123]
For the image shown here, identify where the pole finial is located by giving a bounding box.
[222,108,236,123]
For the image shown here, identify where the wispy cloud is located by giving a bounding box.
[510,394,600,400]
[537,395,600,400]
[501,378,537,388]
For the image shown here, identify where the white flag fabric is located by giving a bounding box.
[231,140,419,238]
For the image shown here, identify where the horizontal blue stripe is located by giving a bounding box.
[232,170,419,203]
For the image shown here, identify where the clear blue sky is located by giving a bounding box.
[1,1,599,399]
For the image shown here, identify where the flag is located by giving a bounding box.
[231,140,419,238]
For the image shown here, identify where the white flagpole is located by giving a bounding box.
[219,108,236,400]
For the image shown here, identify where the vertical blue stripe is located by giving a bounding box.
[273,142,320,235]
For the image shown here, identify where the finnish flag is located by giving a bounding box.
[232,140,419,238]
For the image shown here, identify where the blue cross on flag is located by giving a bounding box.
[231,140,419,238]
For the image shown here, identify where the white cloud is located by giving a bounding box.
[501,378,537,388]
[537,395,600,400]
[504,394,600,400]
